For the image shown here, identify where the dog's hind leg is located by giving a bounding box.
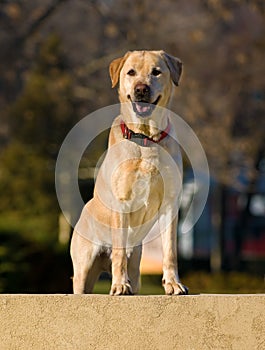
[70,231,100,294]
[83,259,102,294]
[84,253,111,293]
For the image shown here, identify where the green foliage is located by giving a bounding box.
[0,33,75,221]
[1,2,264,293]
[0,143,55,215]
[93,272,264,295]
[0,222,72,293]
[36,34,67,74]
[183,271,265,294]
[9,35,74,154]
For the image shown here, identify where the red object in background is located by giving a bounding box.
[242,233,265,258]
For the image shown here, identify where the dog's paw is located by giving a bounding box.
[162,279,188,295]
[110,282,133,296]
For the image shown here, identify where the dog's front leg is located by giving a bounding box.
[161,214,188,295]
[110,212,133,296]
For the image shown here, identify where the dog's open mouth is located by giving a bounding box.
[129,96,161,117]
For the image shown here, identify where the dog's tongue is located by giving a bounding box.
[135,102,150,114]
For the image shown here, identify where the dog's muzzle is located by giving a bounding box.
[128,83,161,118]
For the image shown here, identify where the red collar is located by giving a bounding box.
[120,120,170,147]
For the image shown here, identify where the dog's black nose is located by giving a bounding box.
[134,83,151,101]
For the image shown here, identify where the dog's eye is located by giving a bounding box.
[127,69,136,76]
[151,68,161,77]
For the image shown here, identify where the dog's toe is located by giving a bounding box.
[110,282,133,296]
[163,281,188,295]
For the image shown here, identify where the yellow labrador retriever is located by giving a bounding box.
[71,50,188,295]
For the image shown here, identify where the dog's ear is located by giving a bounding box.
[162,52,182,86]
[109,52,131,88]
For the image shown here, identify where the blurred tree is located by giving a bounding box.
[0,0,264,290]
[0,33,75,240]
[0,0,264,237]
[9,34,74,154]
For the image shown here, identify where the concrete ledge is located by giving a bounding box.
[1,294,264,350]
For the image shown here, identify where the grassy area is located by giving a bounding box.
[0,212,58,245]
[0,213,263,294]
[182,271,265,294]
[93,272,265,295]
[93,275,164,295]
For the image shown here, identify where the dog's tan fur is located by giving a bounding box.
[70,50,187,295]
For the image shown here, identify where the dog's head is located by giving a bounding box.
[109,50,182,123]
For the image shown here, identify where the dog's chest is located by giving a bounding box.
[96,140,180,213]
[109,145,161,208]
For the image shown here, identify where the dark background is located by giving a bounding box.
[0,0,264,293]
